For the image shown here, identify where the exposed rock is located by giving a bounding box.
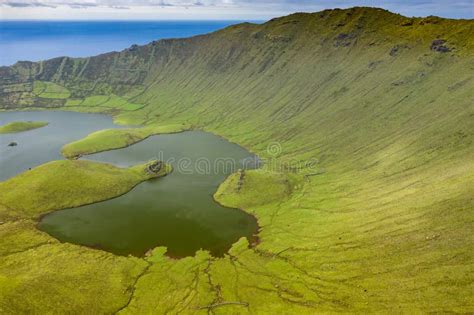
[128,44,139,52]
[432,39,446,46]
[334,32,356,47]
[237,169,245,192]
[336,33,351,40]
[147,160,163,174]
[8,141,17,147]
[431,39,451,53]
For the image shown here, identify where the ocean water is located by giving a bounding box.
[0,20,254,66]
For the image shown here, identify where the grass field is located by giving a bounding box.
[0,7,472,313]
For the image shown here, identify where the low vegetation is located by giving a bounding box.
[0,159,171,313]
[0,7,472,313]
[65,94,144,111]
[61,124,189,158]
[33,81,70,99]
[0,121,48,134]
[0,159,171,219]
[0,230,148,314]
[214,169,300,208]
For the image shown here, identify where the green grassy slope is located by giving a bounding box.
[0,7,473,313]
[0,160,171,313]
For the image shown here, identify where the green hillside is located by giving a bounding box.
[0,7,473,313]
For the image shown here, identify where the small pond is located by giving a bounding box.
[0,111,259,257]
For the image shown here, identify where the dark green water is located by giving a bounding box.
[39,131,260,257]
[0,111,259,258]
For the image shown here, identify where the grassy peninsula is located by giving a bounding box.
[0,7,472,313]
[61,124,189,158]
[0,121,48,134]
[0,159,171,220]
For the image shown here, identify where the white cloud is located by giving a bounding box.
[0,0,472,19]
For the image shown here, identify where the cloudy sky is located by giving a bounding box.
[0,0,473,20]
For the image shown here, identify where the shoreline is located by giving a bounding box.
[0,107,265,260]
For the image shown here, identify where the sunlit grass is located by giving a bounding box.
[0,121,48,134]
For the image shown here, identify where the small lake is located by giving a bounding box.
[0,111,259,257]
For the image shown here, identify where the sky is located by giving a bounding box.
[0,0,473,20]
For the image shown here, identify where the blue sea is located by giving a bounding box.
[0,21,256,66]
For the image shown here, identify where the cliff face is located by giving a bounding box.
[1,7,472,108]
[4,7,471,165]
